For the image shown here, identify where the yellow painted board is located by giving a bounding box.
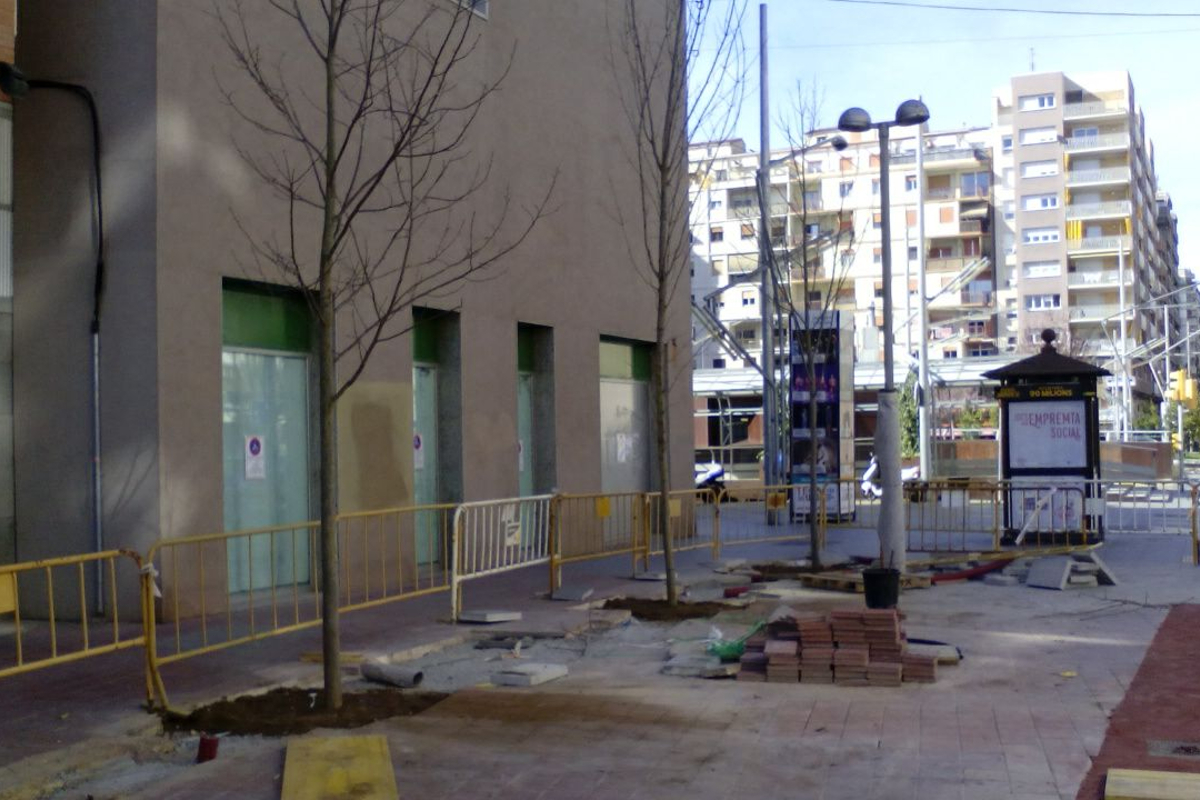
[668,499,682,518]
[1105,767,1200,800]
[281,735,398,800]
[594,497,611,519]
[0,572,14,614]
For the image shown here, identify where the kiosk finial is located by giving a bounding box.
[1040,328,1057,353]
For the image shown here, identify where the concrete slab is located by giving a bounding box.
[1026,556,1073,590]
[1075,550,1120,586]
[983,574,1020,587]
[491,663,568,687]
[458,610,523,624]
[660,654,738,678]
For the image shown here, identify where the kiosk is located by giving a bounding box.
[983,329,1109,543]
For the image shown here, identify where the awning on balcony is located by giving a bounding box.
[959,206,990,220]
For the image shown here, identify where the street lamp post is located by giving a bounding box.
[839,99,930,573]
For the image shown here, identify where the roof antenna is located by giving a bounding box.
[1029,47,1035,72]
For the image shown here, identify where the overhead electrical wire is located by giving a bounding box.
[825,0,1200,18]
[771,26,1200,50]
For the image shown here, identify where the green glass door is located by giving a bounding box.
[222,350,311,593]
[413,364,440,563]
[517,372,534,497]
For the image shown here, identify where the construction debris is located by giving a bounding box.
[458,610,523,623]
[360,661,425,688]
[492,662,569,687]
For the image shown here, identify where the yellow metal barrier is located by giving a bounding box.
[0,550,145,681]
[1192,484,1199,566]
[717,483,815,554]
[643,488,719,568]
[550,492,647,591]
[145,505,455,709]
[450,494,554,620]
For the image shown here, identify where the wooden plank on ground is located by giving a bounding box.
[1105,767,1200,800]
[281,735,398,800]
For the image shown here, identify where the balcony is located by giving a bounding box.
[1065,200,1132,220]
[1066,235,1131,254]
[1065,133,1130,152]
[961,289,992,306]
[891,147,988,167]
[1063,100,1127,120]
[1067,269,1127,288]
[1068,304,1123,321]
[1066,167,1131,187]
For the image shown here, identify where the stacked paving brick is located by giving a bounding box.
[736,632,768,682]
[733,607,940,687]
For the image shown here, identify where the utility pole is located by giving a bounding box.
[1118,247,1130,440]
[756,3,777,514]
[916,122,931,479]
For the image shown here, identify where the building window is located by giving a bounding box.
[969,345,996,357]
[840,156,854,172]
[1025,293,1061,310]
[1002,167,1015,188]
[872,212,882,229]
[839,181,853,198]
[840,250,855,268]
[741,290,756,306]
[710,226,724,242]
[737,328,756,341]
[1002,201,1015,220]
[873,248,882,264]
[806,159,821,173]
[939,206,954,224]
[730,196,755,211]
[803,222,820,238]
[907,246,918,261]
[1001,134,1013,153]
[709,198,723,210]
[1018,93,1056,111]
[1022,193,1059,211]
[906,209,917,227]
[1020,160,1059,178]
[869,154,880,168]
[961,171,990,197]
[928,245,953,260]
[943,349,958,359]
[1022,227,1060,244]
[712,358,726,369]
[740,222,755,239]
[968,320,986,335]
[905,175,918,191]
[1023,260,1062,278]
[714,169,728,181]
[871,178,880,196]
[1019,126,1058,146]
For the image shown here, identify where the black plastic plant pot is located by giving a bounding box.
[863,567,900,609]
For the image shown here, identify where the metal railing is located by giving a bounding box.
[0,550,146,682]
[1064,100,1127,119]
[450,495,554,620]
[717,483,813,551]
[1065,133,1130,151]
[550,492,647,590]
[145,505,454,708]
[1066,235,1132,253]
[643,488,720,567]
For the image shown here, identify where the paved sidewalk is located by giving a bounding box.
[0,531,1196,800]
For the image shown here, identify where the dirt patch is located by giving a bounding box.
[602,597,729,622]
[162,687,449,737]
[751,561,852,580]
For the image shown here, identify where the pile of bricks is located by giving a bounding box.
[734,606,939,686]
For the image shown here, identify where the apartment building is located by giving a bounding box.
[5,2,693,612]
[991,71,1192,420]
[689,125,998,374]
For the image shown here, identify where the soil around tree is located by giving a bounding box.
[751,561,852,580]
[161,687,449,737]
[602,597,730,622]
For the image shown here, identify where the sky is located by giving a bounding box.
[721,0,1200,271]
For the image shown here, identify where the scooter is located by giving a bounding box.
[860,454,920,498]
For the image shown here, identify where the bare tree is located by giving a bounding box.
[611,0,745,604]
[770,86,863,570]
[217,0,553,708]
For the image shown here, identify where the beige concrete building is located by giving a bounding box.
[7,2,692,609]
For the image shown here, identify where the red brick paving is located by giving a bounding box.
[1076,603,1200,799]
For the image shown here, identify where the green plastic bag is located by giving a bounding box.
[706,620,765,662]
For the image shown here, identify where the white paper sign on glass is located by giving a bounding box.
[1007,400,1087,469]
[245,435,266,480]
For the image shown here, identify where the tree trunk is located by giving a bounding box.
[319,9,342,711]
[318,285,341,710]
[654,312,676,605]
[807,340,822,570]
